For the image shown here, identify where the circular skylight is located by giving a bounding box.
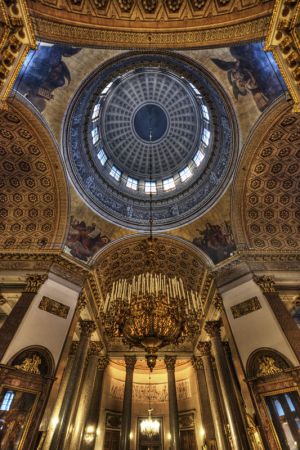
[63,52,238,231]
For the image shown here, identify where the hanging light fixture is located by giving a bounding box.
[140,372,160,438]
[102,124,205,370]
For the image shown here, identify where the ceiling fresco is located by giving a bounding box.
[12,40,287,265]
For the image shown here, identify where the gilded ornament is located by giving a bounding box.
[256,356,283,377]
[80,320,96,337]
[205,320,222,338]
[24,273,48,293]
[164,355,177,370]
[231,296,262,319]
[14,354,42,374]
[124,355,137,370]
[254,275,276,293]
[39,296,70,319]
[197,341,211,357]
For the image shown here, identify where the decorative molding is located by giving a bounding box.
[254,275,276,293]
[232,98,300,254]
[231,296,262,319]
[109,377,191,401]
[25,274,47,293]
[0,0,36,109]
[265,0,300,112]
[0,252,89,286]
[0,96,69,252]
[38,296,70,319]
[29,6,272,49]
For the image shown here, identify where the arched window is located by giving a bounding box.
[0,390,14,411]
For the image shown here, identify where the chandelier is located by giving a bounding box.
[103,251,204,369]
[102,130,204,370]
[140,372,160,438]
[140,409,160,438]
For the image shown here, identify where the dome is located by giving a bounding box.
[63,52,238,231]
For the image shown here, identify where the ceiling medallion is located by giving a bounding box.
[63,52,237,231]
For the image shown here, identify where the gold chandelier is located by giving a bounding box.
[103,262,204,370]
[102,132,204,370]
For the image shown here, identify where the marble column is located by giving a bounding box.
[165,356,180,450]
[197,342,228,450]
[81,356,109,450]
[255,275,300,362]
[119,355,136,450]
[70,341,103,450]
[192,356,216,446]
[0,274,47,360]
[205,320,250,450]
[42,342,78,450]
[49,320,96,450]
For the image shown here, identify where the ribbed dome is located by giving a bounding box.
[101,69,201,179]
[63,52,238,231]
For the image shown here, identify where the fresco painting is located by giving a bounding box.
[16,44,81,111]
[212,43,284,112]
[65,216,111,262]
[192,221,236,264]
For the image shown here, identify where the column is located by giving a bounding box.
[70,341,103,450]
[81,356,109,450]
[49,320,96,450]
[0,274,47,359]
[192,356,216,447]
[165,356,180,450]
[197,342,228,450]
[119,355,136,450]
[255,275,300,362]
[42,342,78,450]
[205,320,250,450]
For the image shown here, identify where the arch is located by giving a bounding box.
[231,96,300,251]
[8,345,55,377]
[246,347,292,379]
[0,94,69,251]
[91,233,214,299]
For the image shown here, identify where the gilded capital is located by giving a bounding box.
[24,274,48,293]
[197,341,211,357]
[205,320,222,338]
[192,356,203,370]
[124,355,137,371]
[254,275,276,293]
[80,320,96,337]
[88,341,103,357]
[98,356,109,371]
[70,341,79,356]
[164,355,177,371]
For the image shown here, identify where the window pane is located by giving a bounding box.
[97,149,107,166]
[126,177,138,190]
[110,166,121,181]
[179,167,192,182]
[193,150,204,167]
[163,177,175,191]
[145,181,157,194]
